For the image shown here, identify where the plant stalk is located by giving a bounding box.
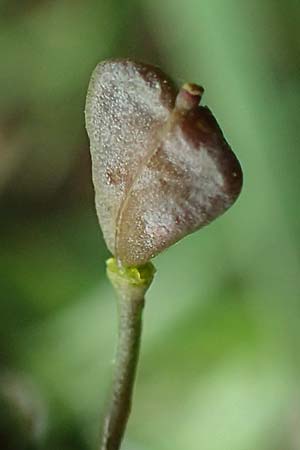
[100,258,155,450]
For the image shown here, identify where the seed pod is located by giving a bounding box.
[85,59,242,267]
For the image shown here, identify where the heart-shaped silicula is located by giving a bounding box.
[85,59,243,267]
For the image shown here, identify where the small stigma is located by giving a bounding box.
[175,83,204,112]
[182,83,204,97]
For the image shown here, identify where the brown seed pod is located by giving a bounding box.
[85,59,243,267]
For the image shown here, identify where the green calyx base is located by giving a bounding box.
[106,257,156,287]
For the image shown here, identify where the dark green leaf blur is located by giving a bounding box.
[1,1,299,449]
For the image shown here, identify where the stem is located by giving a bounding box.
[100,258,155,450]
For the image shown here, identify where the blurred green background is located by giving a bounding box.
[1,1,300,449]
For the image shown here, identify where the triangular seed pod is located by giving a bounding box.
[85,59,243,267]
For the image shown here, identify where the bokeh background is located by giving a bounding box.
[1,1,300,449]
